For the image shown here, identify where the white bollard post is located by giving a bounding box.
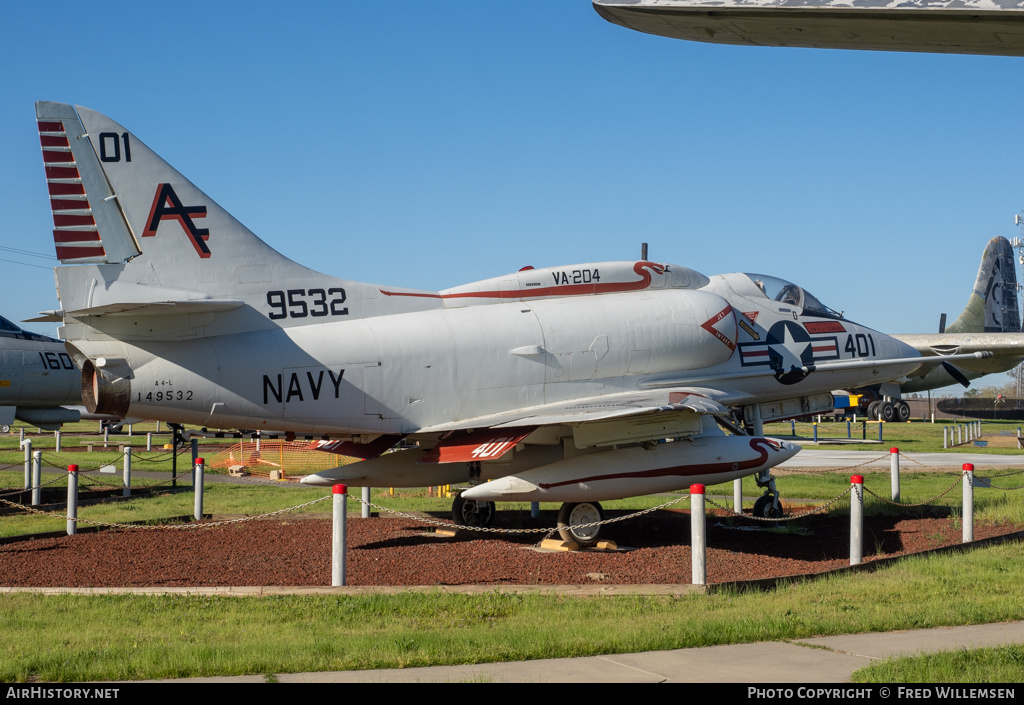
[67,464,79,536]
[943,426,948,449]
[55,430,61,453]
[103,427,109,447]
[332,484,348,586]
[963,463,974,544]
[123,447,132,498]
[194,457,205,521]
[146,432,153,452]
[362,486,370,519]
[691,484,706,586]
[31,450,42,507]
[22,439,32,490]
[733,477,742,514]
[890,447,900,503]
[850,475,864,566]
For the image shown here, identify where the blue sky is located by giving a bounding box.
[3,2,1023,389]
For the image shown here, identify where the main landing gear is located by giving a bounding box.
[556,501,604,547]
[449,493,608,548]
[867,399,910,423]
[451,491,495,528]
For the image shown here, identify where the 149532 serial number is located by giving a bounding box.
[136,390,193,403]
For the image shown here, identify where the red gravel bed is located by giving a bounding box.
[1,509,1021,588]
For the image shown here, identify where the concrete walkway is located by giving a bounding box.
[146,621,1024,683]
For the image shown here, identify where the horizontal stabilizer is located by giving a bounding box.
[65,299,245,318]
[893,332,1024,374]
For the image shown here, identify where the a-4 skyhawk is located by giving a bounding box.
[32,102,992,545]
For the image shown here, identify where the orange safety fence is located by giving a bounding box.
[204,439,359,479]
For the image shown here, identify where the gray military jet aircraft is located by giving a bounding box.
[855,236,1024,421]
[0,313,135,432]
[32,102,994,544]
[0,314,80,431]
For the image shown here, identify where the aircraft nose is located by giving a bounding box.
[770,438,801,463]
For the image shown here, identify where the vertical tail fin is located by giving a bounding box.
[35,101,286,278]
[36,102,438,325]
[945,236,1021,334]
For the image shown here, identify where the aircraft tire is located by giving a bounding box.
[878,401,896,423]
[867,401,881,421]
[557,501,604,547]
[0,425,9,434]
[895,401,911,422]
[752,494,784,519]
[451,492,495,528]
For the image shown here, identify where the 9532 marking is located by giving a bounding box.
[267,288,348,320]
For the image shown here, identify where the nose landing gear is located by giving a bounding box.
[753,469,785,519]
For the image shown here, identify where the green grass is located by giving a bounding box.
[772,417,1024,454]
[2,543,1024,681]
[2,421,1024,682]
[851,644,1024,683]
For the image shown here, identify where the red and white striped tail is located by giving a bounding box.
[37,118,105,262]
[35,103,140,264]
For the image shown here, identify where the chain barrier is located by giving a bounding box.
[0,472,66,498]
[351,492,694,535]
[130,449,183,463]
[977,467,1024,490]
[5,468,195,496]
[704,487,853,523]
[3,444,1022,538]
[0,493,332,531]
[897,452,933,468]
[862,474,965,508]
[780,452,892,476]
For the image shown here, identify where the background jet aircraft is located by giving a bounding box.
[849,236,1024,421]
[33,102,995,541]
[0,313,80,431]
[593,0,1024,56]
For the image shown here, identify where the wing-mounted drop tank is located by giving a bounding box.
[460,432,800,503]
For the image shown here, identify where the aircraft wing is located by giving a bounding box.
[893,332,1024,375]
[415,388,738,435]
[593,0,1024,56]
[410,388,742,462]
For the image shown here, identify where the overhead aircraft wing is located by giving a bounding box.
[893,332,1024,374]
[593,0,1024,56]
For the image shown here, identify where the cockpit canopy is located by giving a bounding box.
[735,274,843,320]
[0,315,56,342]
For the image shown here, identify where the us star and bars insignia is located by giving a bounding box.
[738,320,840,385]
